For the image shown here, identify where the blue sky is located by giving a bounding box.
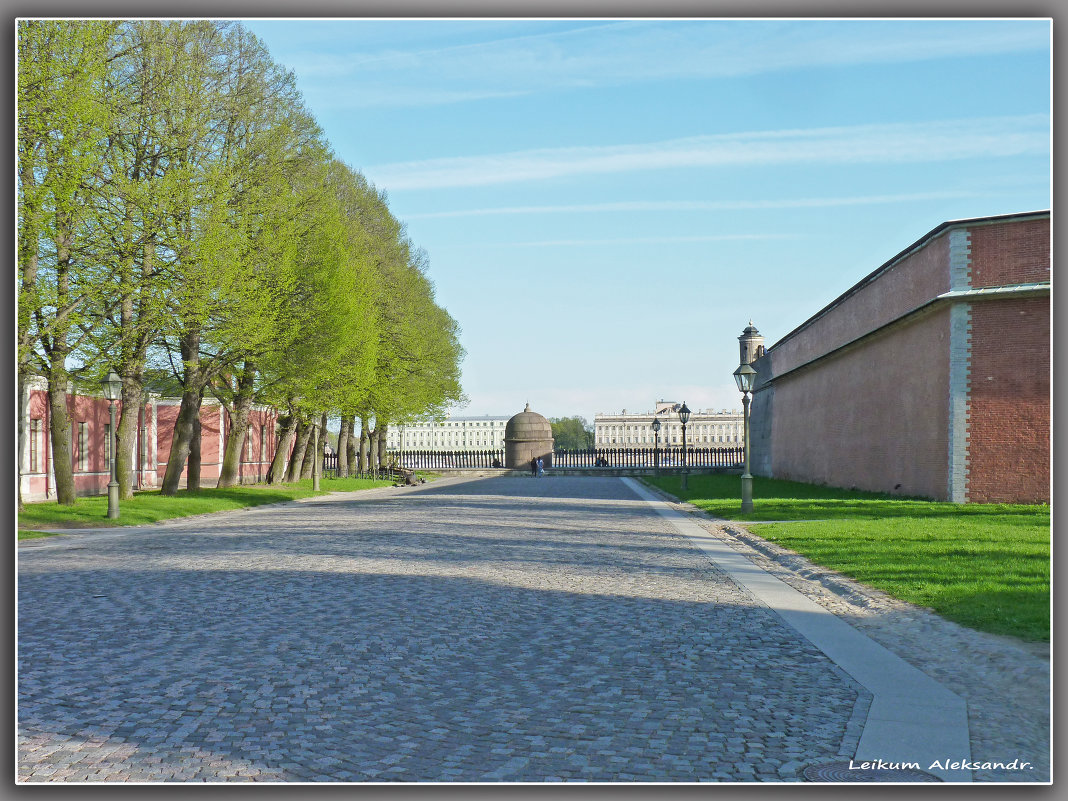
[242,18,1050,423]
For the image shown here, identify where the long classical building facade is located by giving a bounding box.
[385,415,510,452]
[594,402,743,449]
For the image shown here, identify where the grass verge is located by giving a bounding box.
[17,476,394,537]
[644,474,1050,642]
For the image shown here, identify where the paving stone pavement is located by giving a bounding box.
[18,475,872,783]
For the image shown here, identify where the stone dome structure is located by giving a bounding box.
[504,403,554,469]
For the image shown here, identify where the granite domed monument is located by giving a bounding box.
[504,403,554,469]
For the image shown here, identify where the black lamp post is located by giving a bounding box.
[101,370,122,519]
[678,401,691,490]
[651,416,661,474]
[733,363,756,513]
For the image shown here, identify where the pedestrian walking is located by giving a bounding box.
[536,456,544,477]
[531,456,538,477]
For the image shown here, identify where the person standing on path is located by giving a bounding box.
[531,457,538,477]
[536,457,544,477]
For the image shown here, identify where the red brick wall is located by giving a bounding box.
[769,308,952,500]
[966,296,1050,503]
[772,233,951,374]
[968,219,1051,288]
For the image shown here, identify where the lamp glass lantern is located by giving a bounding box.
[733,363,756,513]
[101,370,123,401]
[733,363,757,394]
[678,402,691,480]
[677,402,691,425]
[651,416,661,472]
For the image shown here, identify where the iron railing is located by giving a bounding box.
[551,446,742,469]
[397,449,506,469]
[323,446,744,471]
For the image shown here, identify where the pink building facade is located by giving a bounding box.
[19,377,287,502]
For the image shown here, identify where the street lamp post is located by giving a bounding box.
[101,370,122,519]
[678,401,691,491]
[733,362,757,513]
[651,416,661,475]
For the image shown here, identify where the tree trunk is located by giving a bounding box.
[217,365,255,488]
[188,409,202,492]
[317,412,327,476]
[266,413,296,484]
[300,425,315,480]
[346,416,357,475]
[286,418,312,483]
[17,160,40,513]
[46,371,76,506]
[17,371,30,511]
[161,388,198,495]
[161,330,205,495]
[116,375,143,500]
[43,210,77,505]
[337,416,350,478]
[377,421,388,470]
[115,241,154,500]
[358,418,370,474]
[369,426,380,474]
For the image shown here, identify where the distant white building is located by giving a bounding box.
[594,401,743,449]
[385,415,509,451]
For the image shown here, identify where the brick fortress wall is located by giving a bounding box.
[749,212,1049,503]
[964,216,1051,503]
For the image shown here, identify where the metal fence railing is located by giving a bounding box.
[397,449,506,470]
[321,446,742,475]
[551,446,742,469]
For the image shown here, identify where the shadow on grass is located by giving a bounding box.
[646,474,1049,522]
[17,480,388,531]
[644,473,1049,641]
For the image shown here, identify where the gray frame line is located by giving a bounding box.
[621,477,972,783]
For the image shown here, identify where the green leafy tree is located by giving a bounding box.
[80,21,195,499]
[551,417,594,450]
[154,22,333,494]
[355,191,465,470]
[18,20,117,506]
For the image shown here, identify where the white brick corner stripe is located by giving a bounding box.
[948,229,972,292]
[947,301,972,504]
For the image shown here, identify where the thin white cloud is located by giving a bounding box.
[276,20,1048,109]
[503,234,792,248]
[302,86,530,109]
[403,190,991,219]
[366,114,1049,191]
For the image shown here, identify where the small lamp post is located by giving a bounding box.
[678,401,691,490]
[651,416,661,474]
[733,362,757,513]
[101,370,122,519]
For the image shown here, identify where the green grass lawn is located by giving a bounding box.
[644,474,1050,642]
[17,476,395,537]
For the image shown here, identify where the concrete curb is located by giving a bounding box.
[622,477,973,783]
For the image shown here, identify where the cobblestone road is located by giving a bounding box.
[18,476,869,782]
